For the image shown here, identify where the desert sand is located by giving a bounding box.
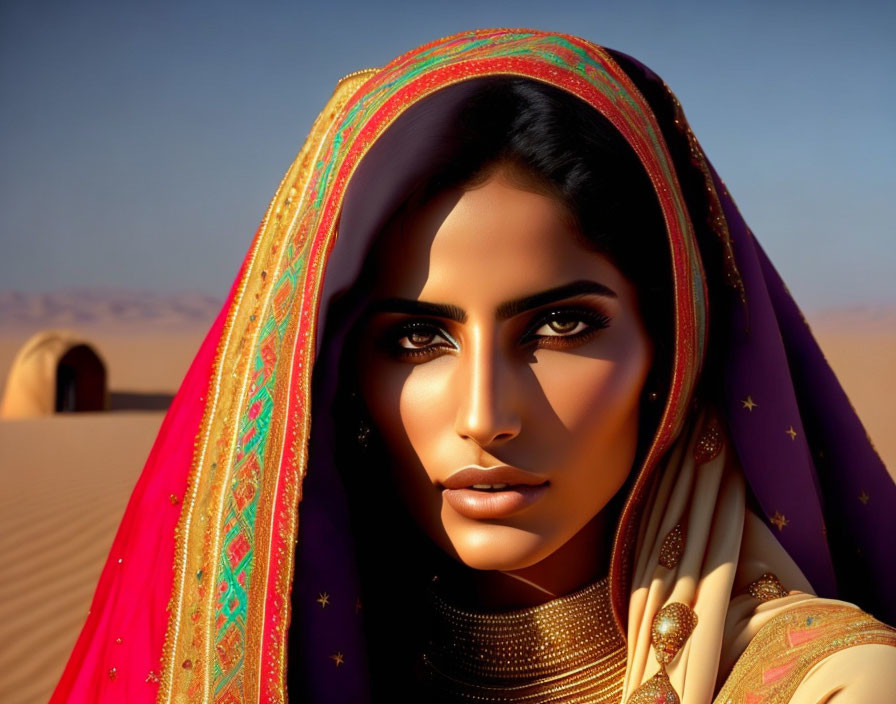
[0,291,893,704]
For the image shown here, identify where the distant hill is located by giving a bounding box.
[0,288,224,329]
[2,288,893,331]
[805,305,896,331]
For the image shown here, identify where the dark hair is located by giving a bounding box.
[291,64,739,700]
[393,75,674,453]
[314,76,679,698]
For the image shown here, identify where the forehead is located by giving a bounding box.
[368,172,624,301]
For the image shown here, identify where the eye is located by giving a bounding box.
[524,307,611,346]
[379,307,611,360]
[382,320,456,359]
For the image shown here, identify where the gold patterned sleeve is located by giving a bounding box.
[786,642,896,703]
[713,601,896,703]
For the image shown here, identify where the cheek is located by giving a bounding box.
[534,335,650,448]
[359,361,453,543]
[396,361,457,470]
[536,355,646,424]
[360,359,453,479]
[360,361,406,449]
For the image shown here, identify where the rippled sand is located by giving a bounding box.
[0,303,893,704]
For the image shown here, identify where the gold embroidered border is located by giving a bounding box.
[713,602,896,703]
[160,29,714,702]
[157,71,376,704]
[158,171,271,704]
[662,83,745,306]
[260,68,382,704]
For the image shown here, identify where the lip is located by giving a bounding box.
[443,484,550,519]
[441,464,550,520]
[441,464,548,490]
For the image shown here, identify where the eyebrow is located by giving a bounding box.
[365,279,617,324]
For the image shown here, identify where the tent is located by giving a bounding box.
[0,330,108,418]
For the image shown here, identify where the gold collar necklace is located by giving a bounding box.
[418,574,627,703]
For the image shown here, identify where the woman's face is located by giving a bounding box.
[354,167,654,573]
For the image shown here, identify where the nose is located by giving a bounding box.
[454,326,521,447]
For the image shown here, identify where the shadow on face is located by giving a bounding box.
[350,166,655,581]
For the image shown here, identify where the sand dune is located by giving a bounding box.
[805,307,896,478]
[0,291,893,704]
[0,413,165,704]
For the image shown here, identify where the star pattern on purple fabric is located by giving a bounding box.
[785,426,797,440]
[316,591,330,608]
[770,511,789,531]
[330,651,345,666]
[741,395,758,411]
[859,490,870,505]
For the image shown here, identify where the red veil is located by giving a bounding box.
[50,28,896,704]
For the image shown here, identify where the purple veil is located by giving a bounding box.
[612,48,895,623]
[724,186,895,609]
[284,39,896,704]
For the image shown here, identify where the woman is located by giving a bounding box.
[50,28,896,703]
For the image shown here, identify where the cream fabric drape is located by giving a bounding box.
[621,403,896,702]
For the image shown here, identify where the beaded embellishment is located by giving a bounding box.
[658,523,685,569]
[746,572,789,602]
[628,602,698,704]
[694,417,724,464]
[420,574,626,702]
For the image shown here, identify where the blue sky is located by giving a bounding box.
[1,0,893,310]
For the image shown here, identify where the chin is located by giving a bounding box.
[444,522,556,572]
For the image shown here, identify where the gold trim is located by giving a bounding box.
[576,38,703,645]
[158,71,379,704]
[160,29,708,700]
[159,174,270,704]
[291,39,703,666]
[662,82,745,306]
[713,603,896,703]
[270,67,380,703]
[337,67,380,84]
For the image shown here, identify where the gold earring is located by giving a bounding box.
[349,389,372,450]
[357,417,371,450]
